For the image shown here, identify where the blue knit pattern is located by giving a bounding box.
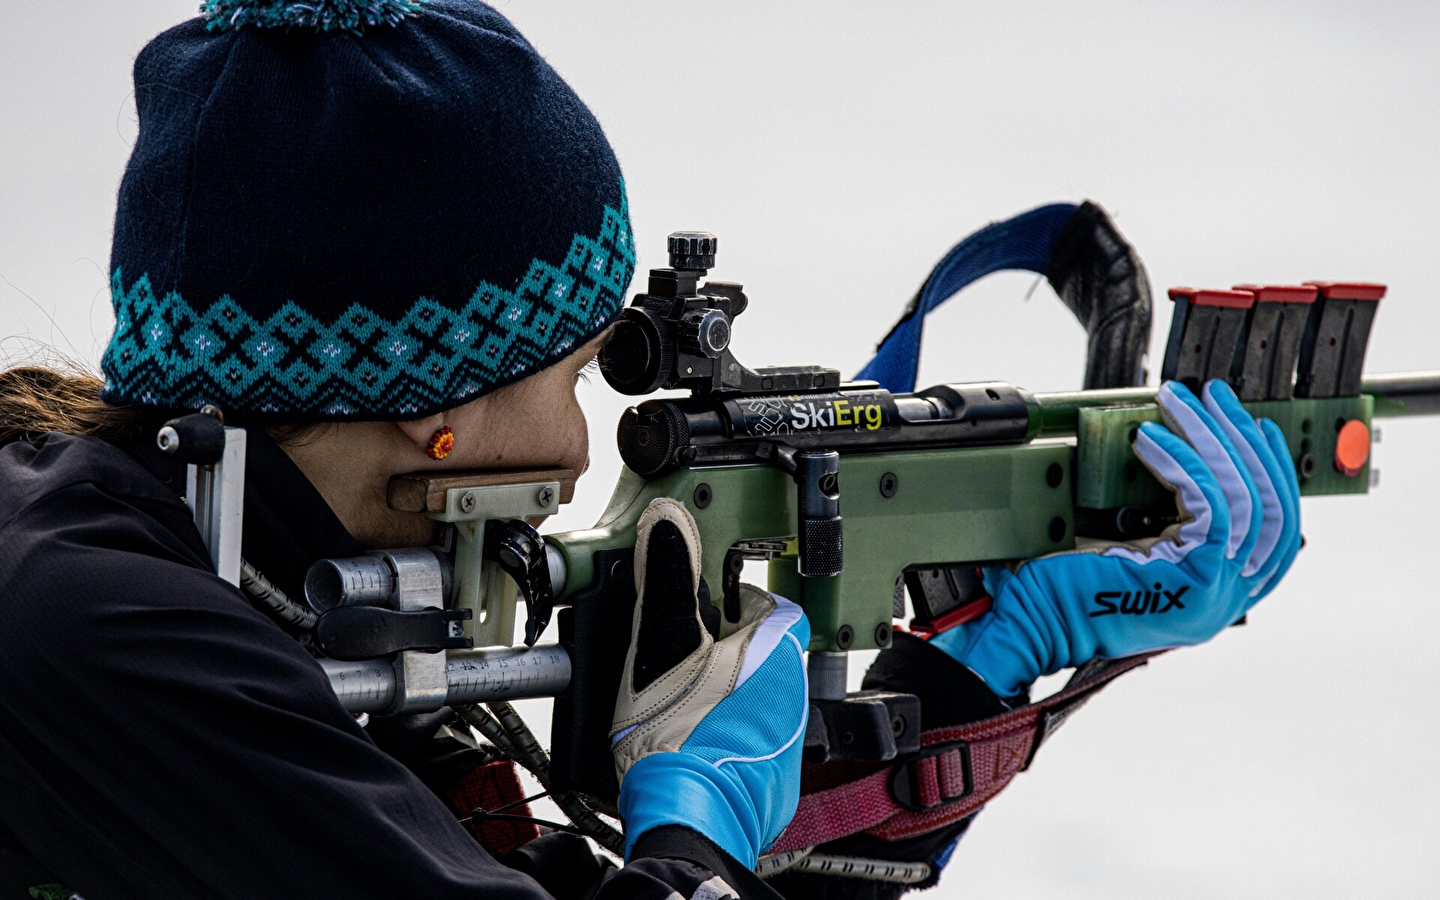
[101,200,633,419]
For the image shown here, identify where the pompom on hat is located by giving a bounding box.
[102,0,633,421]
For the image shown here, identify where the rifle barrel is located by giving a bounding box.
[1029,371,1439,438]
[1030,387,1157,437]
[1362,371,1440,418]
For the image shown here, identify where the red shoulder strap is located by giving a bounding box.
[444,759,541,856]
[770,653,1159,855]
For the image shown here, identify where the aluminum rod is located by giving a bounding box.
[321,643,572,714]
[1029,371,1439,438]
[1362,370,1440,418]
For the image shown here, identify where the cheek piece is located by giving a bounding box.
[610,498,811,869]
[933,379,1303,698]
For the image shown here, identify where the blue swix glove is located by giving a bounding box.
[932,380,1302,697]
[612,498,811,868]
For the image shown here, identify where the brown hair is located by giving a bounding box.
[0,363,325,449]
[0,365,160,447]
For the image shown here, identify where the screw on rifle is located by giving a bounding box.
[1046,462,1064,488]
[693,483,712,509]
[874,622,891,646]
[460,490,477,514]
[1048,517,1067,543]
[537,486,555,508]
[835,625,854,649]
[879,472,898,498]
[1298,453,1317,479]
[156,425,180,454]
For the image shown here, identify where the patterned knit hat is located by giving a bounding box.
[102,0,633,421]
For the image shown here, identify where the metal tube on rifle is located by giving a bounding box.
[1028,371,1440,438]
[1028,387,1157,438]
[321,643,571,714]
[1362,371,1440,417]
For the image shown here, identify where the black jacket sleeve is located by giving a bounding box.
[768,633,1009,900]
[0,479,773,900]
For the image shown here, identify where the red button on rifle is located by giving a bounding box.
[1334,419,1370,477]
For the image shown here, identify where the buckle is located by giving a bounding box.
[890,741,972,812]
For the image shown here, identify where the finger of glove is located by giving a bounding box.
[1200,380,1287,579]
[630,498,707,694]
[618,589,811,866]
[1110,422,1232,578]
[1247,418,1304,602]
[939,426,1233,697]
[1156,381,1262,563]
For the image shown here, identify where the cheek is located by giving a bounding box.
[555,391,590,469]
[516,375,589,468]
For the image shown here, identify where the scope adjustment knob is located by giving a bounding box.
[679,309,731,359]
[667,231,718,271]
[617,399,691,477]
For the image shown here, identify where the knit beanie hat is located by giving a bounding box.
[102,0,633,421]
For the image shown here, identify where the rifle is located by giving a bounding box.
[154,202,1440,844]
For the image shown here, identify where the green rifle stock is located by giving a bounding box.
[549,373,1438,652]
[540,233,1440,801]
[544,371,1439,799]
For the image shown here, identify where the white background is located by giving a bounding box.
[3,2,1439,897]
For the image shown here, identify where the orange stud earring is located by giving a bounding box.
[426,426,454,461]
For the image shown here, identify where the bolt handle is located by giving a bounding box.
[668,231,718,271]
[484,519,555,646]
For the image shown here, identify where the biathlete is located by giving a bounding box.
[0,2,1301,898]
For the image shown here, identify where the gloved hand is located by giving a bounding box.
[932,380,1302,697]
[612,498,811,868]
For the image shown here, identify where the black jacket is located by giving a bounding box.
[0,429,1001,899]
[0,430,774,899]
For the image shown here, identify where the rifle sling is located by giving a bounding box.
[770,651,1160,855]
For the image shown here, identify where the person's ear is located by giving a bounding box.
[394,412,446,448]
